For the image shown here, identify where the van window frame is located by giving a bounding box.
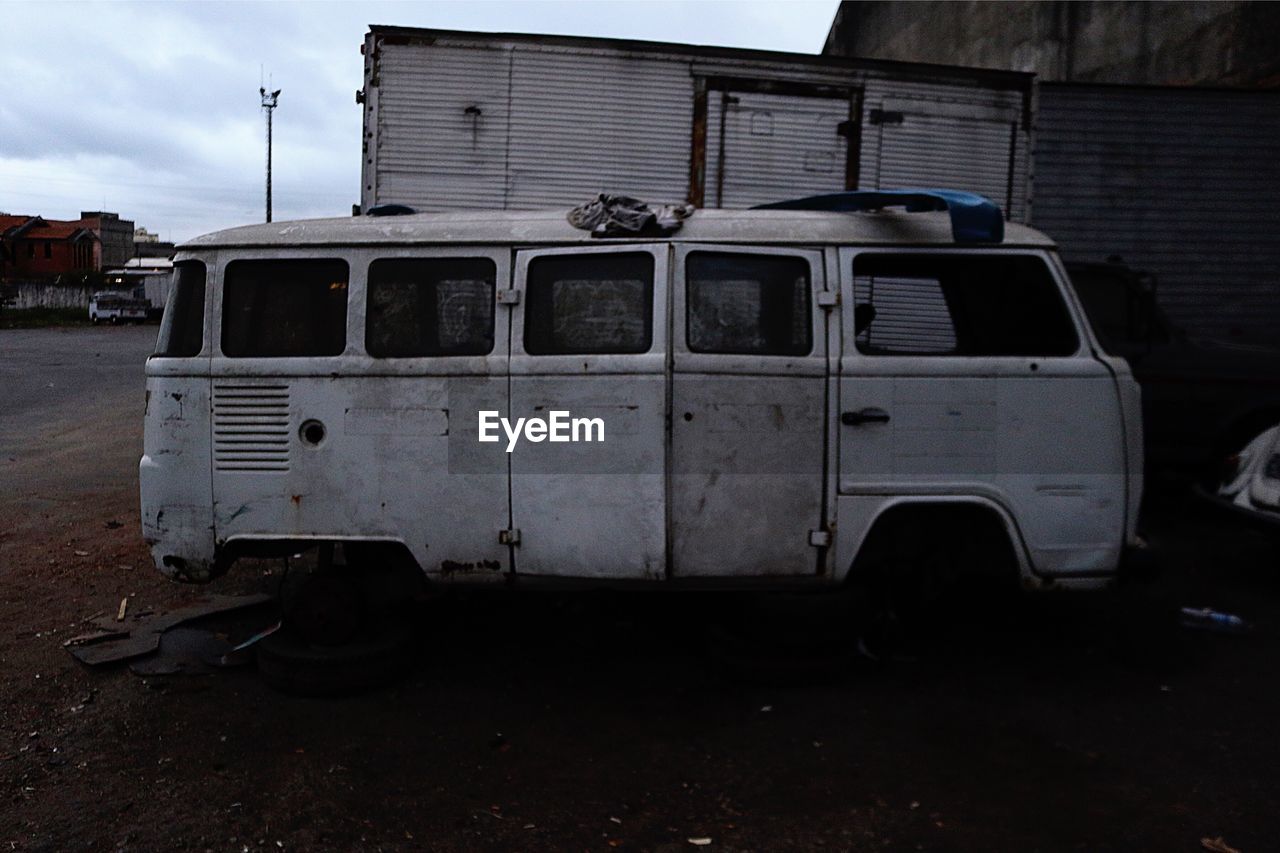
[364,255,499,358]
[220,256,351,359]
[152,259,207,358]
[673,243,828,377]
[509,243,669,378]
[208,247,512,378]
[839,247,1090,372]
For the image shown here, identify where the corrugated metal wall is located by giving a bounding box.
[372,45,512,210]
[1034,83,1280,344]
[364,31,1033,223]
[506,49,692,208]
[369,41,692,211]
[706,90,851,208]
[859,79,1028,222]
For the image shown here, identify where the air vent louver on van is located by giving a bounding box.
[213,384,290,472]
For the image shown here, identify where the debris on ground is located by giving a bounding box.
[128,627,242,676]
[69,690,96,713]
[687,838,712,847]
[63,627,129,648]
[221,620,282,665]
[116,597,129,622]
[1180,607,1251,634]
[1201,836,1241,853]
[65,593,273,666]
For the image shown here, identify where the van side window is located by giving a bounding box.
[524,253,653,355]
[222,259,349,357]
[366,258,495,357]
[853,254,1078,357]
[154,261,206,357]
[686,253,811,356]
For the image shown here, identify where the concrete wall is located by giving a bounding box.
[824,1,1280,87]
[5,281,94,310]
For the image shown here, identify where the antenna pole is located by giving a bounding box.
[260,86,280,223]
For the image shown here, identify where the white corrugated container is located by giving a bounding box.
[506,48,693,208]
[361,28,1033,221]
[706,90,852,208]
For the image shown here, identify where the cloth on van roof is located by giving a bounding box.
[568,194,694,238]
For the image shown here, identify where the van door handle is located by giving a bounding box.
[841,408,890,426]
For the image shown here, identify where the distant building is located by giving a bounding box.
[76,211,135,269]
[823,1,1280,87]
[0,215,97,281]
[134,226,176,259]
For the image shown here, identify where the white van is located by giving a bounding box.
[140,192,1143,596]
[90,290,149,324]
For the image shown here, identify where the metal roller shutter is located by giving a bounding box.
[373,44,512,211]
[506,48,693,208]
[705,90,852,208]
[1034,83,1280,344]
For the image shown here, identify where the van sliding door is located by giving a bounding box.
[670,245,831,577]
[507,245,669,579]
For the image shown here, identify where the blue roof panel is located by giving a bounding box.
[753,189,1005,244]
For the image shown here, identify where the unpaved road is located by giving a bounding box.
[1,326,1279,851]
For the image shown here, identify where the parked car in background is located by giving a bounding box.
[1067,259,1280,483]
[1204,423,1280,534]
[89,290,149,324]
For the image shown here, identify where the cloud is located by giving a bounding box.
[0,0,837,242]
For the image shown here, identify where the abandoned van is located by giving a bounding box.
[140,191,1143,600]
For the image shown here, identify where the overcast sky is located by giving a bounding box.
[0,0,838,243]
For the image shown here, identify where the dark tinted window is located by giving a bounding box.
[687,253,812,356]
[1067,270,1130,355]
[853,254,1078,357]
[222,259,348,357]
[366,258,495,357]
[524,253,653,355]
[153,261,206,357]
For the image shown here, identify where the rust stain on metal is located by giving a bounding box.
[687,77,707,207]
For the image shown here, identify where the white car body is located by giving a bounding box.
[139,207,1144,591]
[1217,425,1280,518]
[90,291,148,324]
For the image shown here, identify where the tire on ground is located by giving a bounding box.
[256,620,416,696]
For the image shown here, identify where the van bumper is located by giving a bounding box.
[140,454,220,583]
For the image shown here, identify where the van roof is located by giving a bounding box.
[178,208,1055,251]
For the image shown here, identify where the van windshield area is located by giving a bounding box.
[153,261,206,357]
[1066,264,1172,355]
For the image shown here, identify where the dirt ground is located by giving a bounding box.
[1,326,1278,851]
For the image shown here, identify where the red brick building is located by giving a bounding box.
[0,215,98,280]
